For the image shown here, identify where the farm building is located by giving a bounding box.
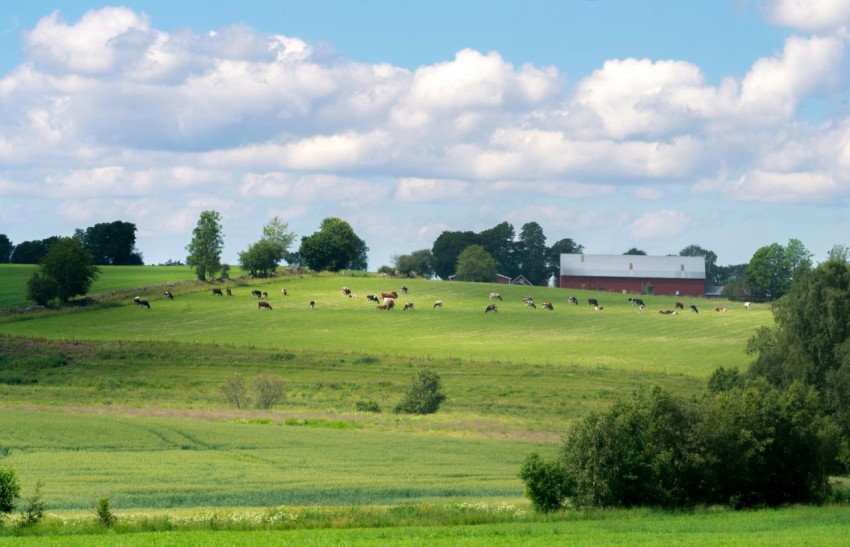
[559,254,706,296]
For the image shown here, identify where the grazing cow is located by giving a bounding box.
[690,305,699,314]
[348,293,358,299]
[593,305,604,311]
[744,301,751,310]
[133,296,150,309]
[715,306,727,312]
[251,290,262,298]
[588,298,599,307]
[262,291,269,299]
[212,288,223,296]
[675,302,684,310]
[383,298,396,309]
[281,288,288,296]
[639,304,645,313]
[376,304,389,310]
[226,288,232,296]
[258,301,272,310]
[341,287,351,296]
[403,302,414,311]
[525,300,537,309]
[366,294,379,303]
[310,300,315,310]
[568,296,578,305]
[381,291,398,300]
[629,297,645,307]
[433,300,443,309]
[401,286,408,294]
[541,302,554,310]
[164,291,174,300]
[659,309,677,315]
[489,292,503,301]
[485,304,498,313]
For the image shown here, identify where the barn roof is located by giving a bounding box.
[560,254,706,280]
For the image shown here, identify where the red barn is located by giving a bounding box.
[559,254,705,296]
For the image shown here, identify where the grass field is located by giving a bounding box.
[1,265,846,543]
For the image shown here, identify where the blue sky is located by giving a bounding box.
[1,1,848,269]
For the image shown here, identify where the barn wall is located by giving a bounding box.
[559,276,705,296]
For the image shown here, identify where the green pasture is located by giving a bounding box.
[0,267,773,377]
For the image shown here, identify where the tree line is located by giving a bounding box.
[520,256,850,511]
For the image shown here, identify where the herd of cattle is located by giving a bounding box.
[133,285,752,316]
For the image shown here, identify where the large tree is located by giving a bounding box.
[679,244,719,286]
[393,249,434,277]
[516,222,548,285]
[298,217,368,272]
[0,234,13,263]
[186,210,224,281]
[10,237,59,264]
[30,237,99,303]
[238,216,296,277]
[547,238,584,273]
[624,247,647,256]
[478,221,516,277]
[431,230,479,280]
[455,244,497,282]
[76,221,142,265]
[745,239,812,300]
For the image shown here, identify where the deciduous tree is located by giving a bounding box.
[35,237,99,302]
[431,230,479,280]
[455,244,497,282]
[547,238,584,273]
[298,217,368,272]
[186,210,224,280]
[77,221,142,265]
[516,222,548,285]
[0,234,13,263]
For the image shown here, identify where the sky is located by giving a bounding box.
[1,0,849,269]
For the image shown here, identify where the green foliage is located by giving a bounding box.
[707,366,744,393]
[394,369,446,414]
[518,452,573,512]
[10,237,59,264]
[0,467,20,515]
[95,495,116,526]
[299,217,369,272]
[455,245,497,282]
[19,480,45,527]
[393,249,434,277]
[0,234,12,263]
[26,272,59,306]
[679,244,720,286]
[238,239,285,277]
[251,374,286,409]
[220,373,250,409]
[431,230,479,280]
[354,399,381,413]
[77,221,142,265]
[36,237,100,302]
[745,239,812,300]
[623,248,646,255]
[186,210,224,280]
[516,222,548,285]
[546,238,584,274]
[479,222,516,278]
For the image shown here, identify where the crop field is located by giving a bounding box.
[2,265,848,544]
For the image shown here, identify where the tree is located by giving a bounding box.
[393,249,434,277]
[827,244,850,262]
[431,230,479,280]
[10,237,59,264]
[219,373,249,409]
[519,452,574,512]
[745,239,812,300]
[679,244,719,286]
[0,234,13,263]
[455,245,497,282]
[394,369,446,414]
[479,222,516,277]
[186,210,224,280]
[516,222,548,285]
[262,216,296,256]
[623,248,647,255]
[26,272,59,306]
[0,467,20,516]
[77,221,142,265]
[298,217,369,272]
[547,238,584,274]
[238,239,284,277]
[35,237,99,302]
[252,374,286,409]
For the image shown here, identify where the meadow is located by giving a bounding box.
[1,265,847,544]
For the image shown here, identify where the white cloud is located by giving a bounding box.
[723,169,842,203]
[627,210,693,239]
[761,0,850,32]
[394,178,470,202]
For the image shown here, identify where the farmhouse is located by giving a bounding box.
[559,254,706,296]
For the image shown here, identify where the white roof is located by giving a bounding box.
[560,254,705,280]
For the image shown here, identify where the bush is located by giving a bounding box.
[26,272,58,306]
[519,452,573,512]
[394,369,446,414]
[19,480,45,527]
[252,374,286,409]
[0,468,20,516]
[355,399,381,413]
[95,495,116,526]
[219,373,250,409]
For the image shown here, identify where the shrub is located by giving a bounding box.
[394,369,446,414]
[252,374,286,409]
[95,495,116,526]
[19,480,45,527]
[355,399,381,413]
[519,452,573,512]
[219,373,250,409]
[0,468,20,516]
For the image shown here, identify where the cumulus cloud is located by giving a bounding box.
[761,0,850,32]
[627,210,693,239]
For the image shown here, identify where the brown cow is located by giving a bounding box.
[541,302,554,310]
[381,291,398,299]
[675,302,684,310]
[212,288,223,296]
[258,301,272,310]
[226,288,232,296]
